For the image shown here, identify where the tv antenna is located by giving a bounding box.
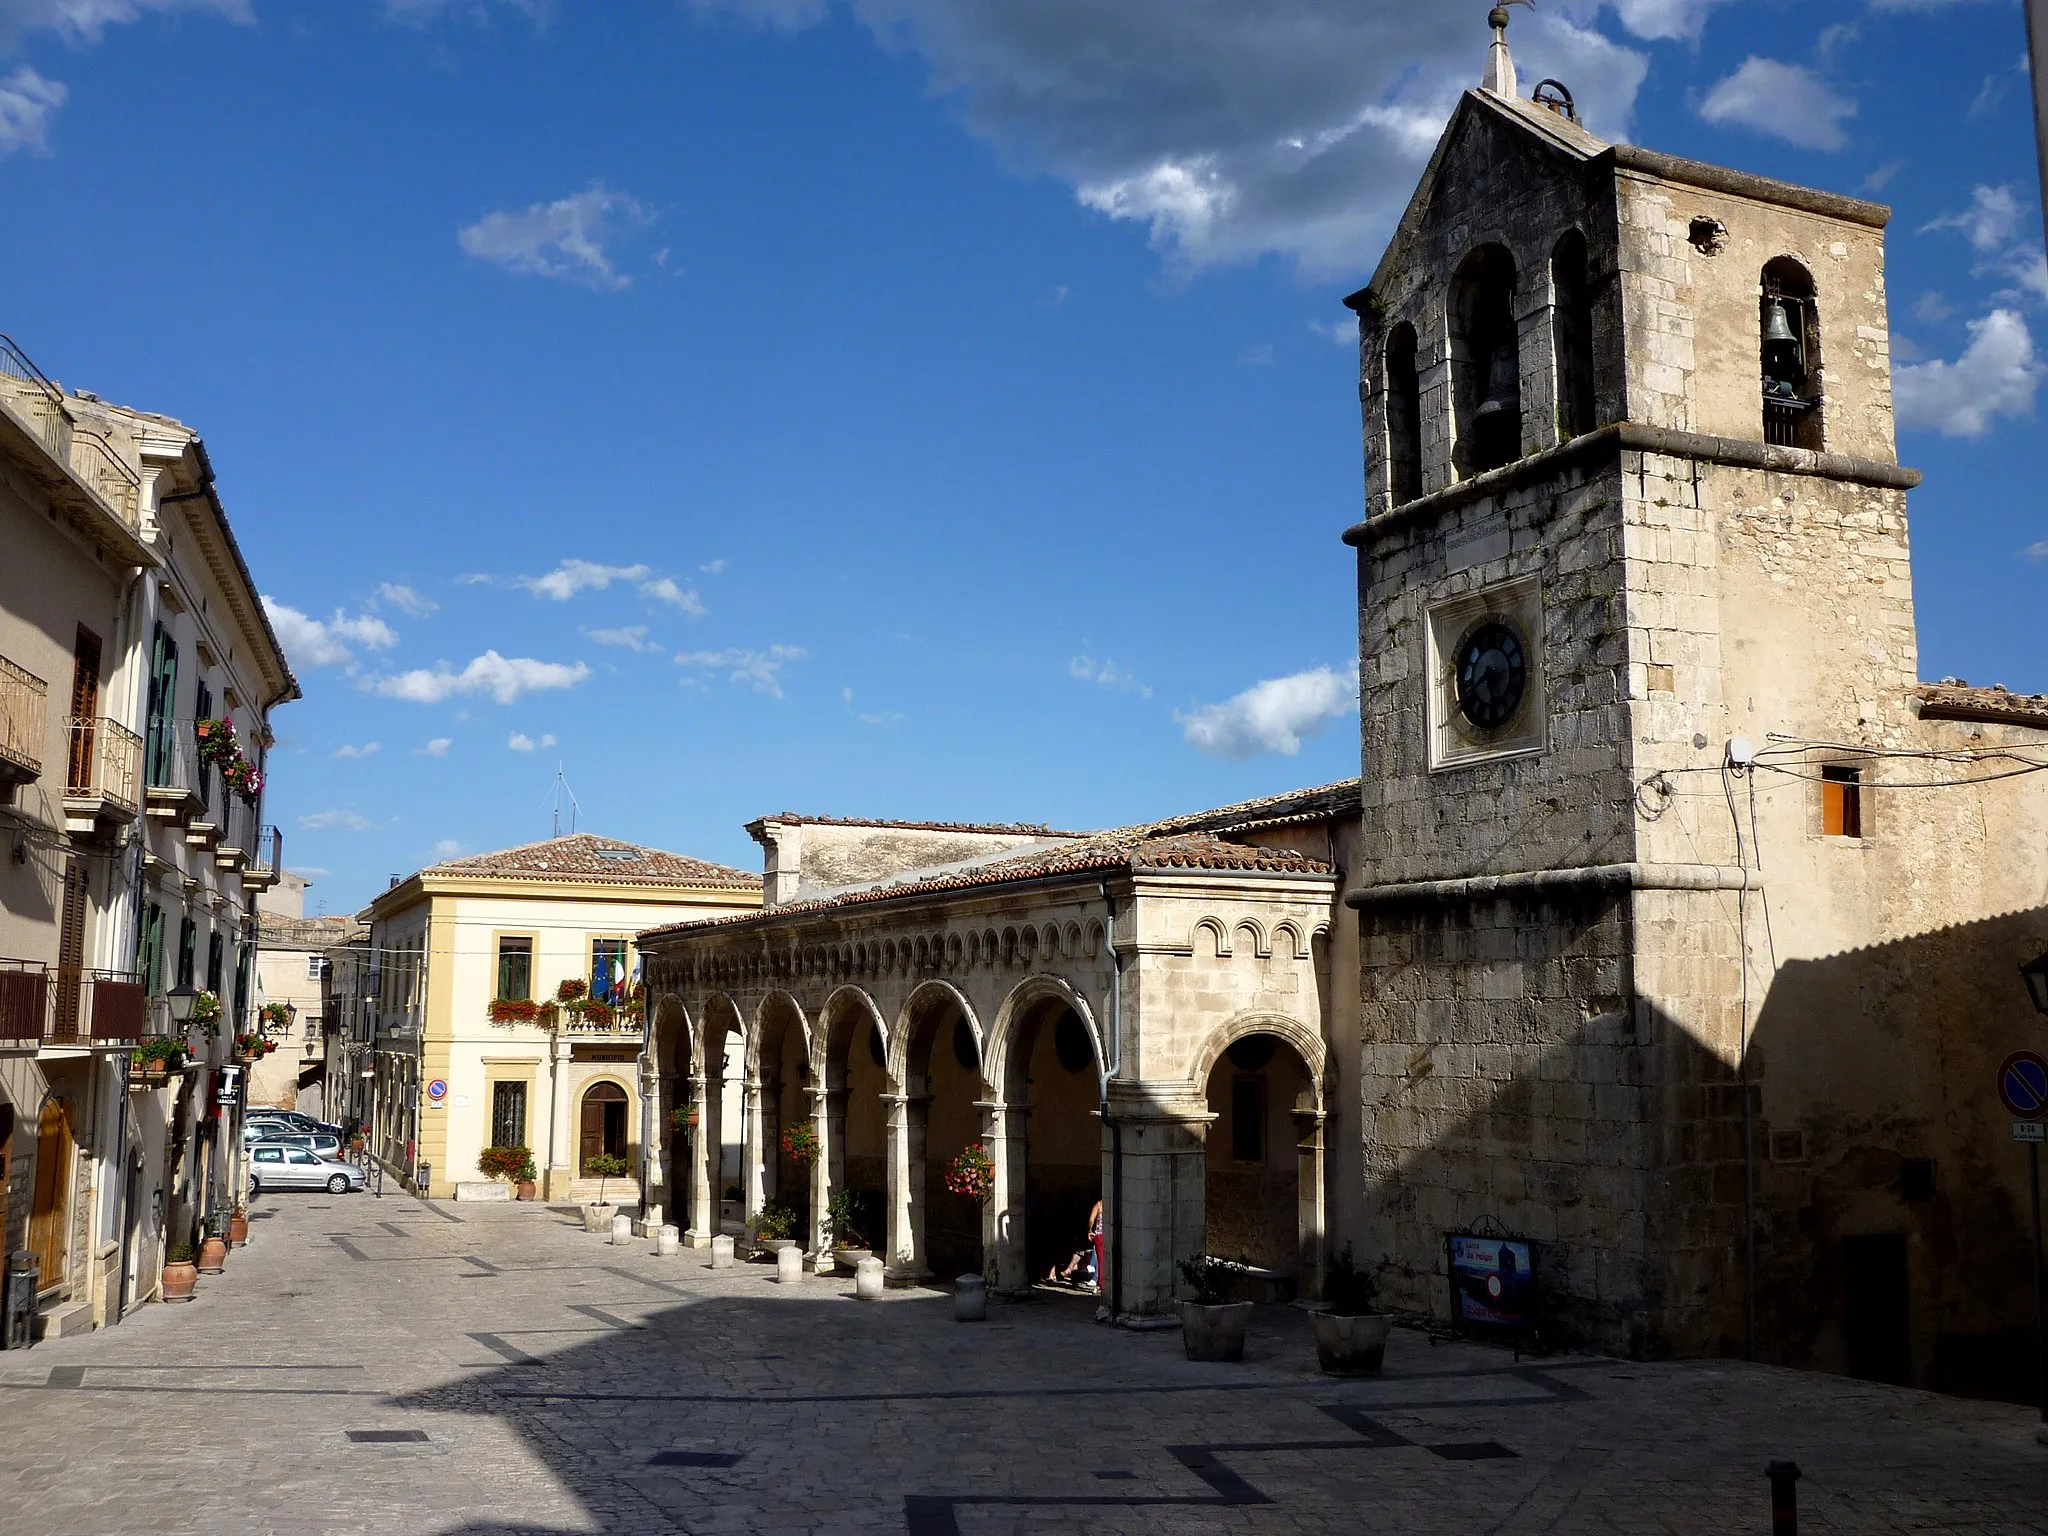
[549,765,580,838]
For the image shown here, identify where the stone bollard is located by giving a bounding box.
[776,1245,805,1284]
[1766,1461,1801,1536]
[611,1213,633,1246]
[709,1235,735,1269]
[656,1224,680,1257]
[954,1273,986,1322]
[855,1256,885,1301]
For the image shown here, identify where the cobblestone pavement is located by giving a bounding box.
[3,1192,2046,1534]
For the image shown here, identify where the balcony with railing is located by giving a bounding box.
[184,749,225,849]
[143,716,202,823]
[62,715,141,836]
[215,791,257,873]
[67,428,141,531]
[0,333,68,461]
[0,654,47,790]
[245,823,283,892]
[0,960,149,1049]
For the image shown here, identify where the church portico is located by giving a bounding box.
[636,797,1357,1323]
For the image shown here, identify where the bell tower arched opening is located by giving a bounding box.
[1551,230,1596,441]
[1384,320,1423,505]
[1761,256,1823,450]
[1451,244,1522,475]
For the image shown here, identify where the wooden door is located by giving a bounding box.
[51,856,88,1040]
[65,627,101,790]
[579,1094,603,1171]
[28,1099,73,1292]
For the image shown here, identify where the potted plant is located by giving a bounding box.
[233,1031,273,1063]
[132,1036,185,1084]
[780,1120,818,1165]
[944,1143,995,1202]
[1177,1256,1254,1362]
[826,1189,870,1261]
[162,1242,198,1302]
[514,1153,538,1201]
[582,1152,629,1232]
[1312,1244,1390,1376]
[669,1105,698,1130]
[752,1197,801,1254]
[227,1203,249,1248]
[478,1144,538,1200]
[191,989,222,1037]
[487,997,540,1024]
[197,1222,229,1275]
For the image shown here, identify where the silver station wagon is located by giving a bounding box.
[247,1143,365,1195]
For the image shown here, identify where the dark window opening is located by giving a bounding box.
[1551,231,1597,440]
[1451,245,1522,475]
[206,931,225,996]
[1842,1232,1911,1385]
[495,936,532,1002]
[175,917,196,990]
[1384,321,1423,505]
[1822,765,1863,838]
[491,1080,528,1149]
[1899,1158,1936,1202]
[1762,258,1823,450]
[1231,1075,1266,1163]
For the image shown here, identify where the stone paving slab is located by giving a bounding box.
[0,1191,2044,1533]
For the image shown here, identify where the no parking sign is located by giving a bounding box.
[1999,1052,2048,1121]
[426,1078,449,1107]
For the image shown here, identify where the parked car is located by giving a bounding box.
[255,1130,343,1158]
[241,1117,299,1145]
[270,1109,345,1138]
[247,1143,364,1195]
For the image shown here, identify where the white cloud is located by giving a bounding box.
[699,558,727,576]
[333,741,380,760]
[1307,317,1357,347]
[457,184,651,291]
[0,66,64,156]
[373,650,591,705]
[300,809,373,833]
[2024,540,2048,563]
[1069,654,1151,699]
[1895,310,2042,439]
[841,687,903,727]
[384,0,551,24]
[417,737,453,757]
[1698,58,1855,151]
[584,625,660,652]
[0,0,249,49]
[261,598,398,669]
[507,731,558,752]
[640,576,705,614]
[676,645,806,698]
[375,582,438,618]
[1922,184,2024,255]
[430,838,464,859]
[688,1,1651,274]
[515,559,650,600]
[1178,664,1354,760]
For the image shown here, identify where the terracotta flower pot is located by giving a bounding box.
[228,1211,249,1247]
[1178,1300,1254,1362]
[197,1236,228,1274]
[161,1260,198,1303]
[516,1181,536,1201]
[1312,1311,1391,1376]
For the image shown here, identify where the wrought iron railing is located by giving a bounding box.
[68,428,141,529]
[144,714,197,796]
[0,333,68,459]
[1762,396,1815,450]
[66,715,142,816]
[0,960,147,1046]
[248,823,283,880]
[0,654,47,782]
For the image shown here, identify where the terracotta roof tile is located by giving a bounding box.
[1914,682,2048,730]
[425,834,762,890]
[748,813,1087,837]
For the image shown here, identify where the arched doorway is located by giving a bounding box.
[700,994,746,1239]
[995,989,1102,1293]
[29,1098,73,1291]
[896,983,984,1284]
[820,990,888,1258]
[753,991,810,1238]
[1201,1027,1322,1294]
[578,1081,628,1174]
[651,995,692,1226]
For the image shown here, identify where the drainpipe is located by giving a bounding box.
[1097,880,1125,1323]
[544,1026,562,1201]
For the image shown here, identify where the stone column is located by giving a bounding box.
[544,1035,572,1201]
[639,1055,664,1201]
[741,1073,765,1227]
[881,1081,933,1286]
[684,1072,714,1248]
[808,1085,834,1263]
[983,1095,1029,1293]
[1293,1105,1327,1302]
[1103,1080,1214,1322]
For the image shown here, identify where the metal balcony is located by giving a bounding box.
[0,959,148,1049]
[244,824,283,892]
[0,334,68,461]
[143,717,204,824]
[67,428,141,531]
[62,715,142,837]
[0,654,46,789]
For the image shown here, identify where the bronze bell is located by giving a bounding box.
[1471,346,1520,420]
[1763,299,1797,345]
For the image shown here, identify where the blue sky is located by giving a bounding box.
[0,0,2039,914]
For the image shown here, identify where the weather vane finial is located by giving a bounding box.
[1484,0,1533,98]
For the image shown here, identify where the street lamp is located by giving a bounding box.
[165,981,199,1028]
[2023,950,2048,1017]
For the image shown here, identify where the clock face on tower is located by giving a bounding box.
[1454,621,1526,730]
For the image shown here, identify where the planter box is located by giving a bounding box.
[1178,1300,1253,1362]
[1312,1311,1391,1376]
[758,1238,797,1256]
[582,1203,615,1233]
[454,1182,512,1203]
[1217,1265,1296,1306]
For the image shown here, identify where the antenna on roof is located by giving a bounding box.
[551,764,580,838]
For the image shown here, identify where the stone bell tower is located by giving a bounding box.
[1341,10,1924,1357]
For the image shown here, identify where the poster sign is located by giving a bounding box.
[1447,1232,1536,1333]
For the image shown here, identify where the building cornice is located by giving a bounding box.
[1347,861,1759,907]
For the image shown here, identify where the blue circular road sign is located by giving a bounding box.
[1998,1051,2048,1120]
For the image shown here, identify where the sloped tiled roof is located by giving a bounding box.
[425,834,762,890]
[749,813,1087,837]
[642,805,1345,941]
[1914,682,2048,731]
